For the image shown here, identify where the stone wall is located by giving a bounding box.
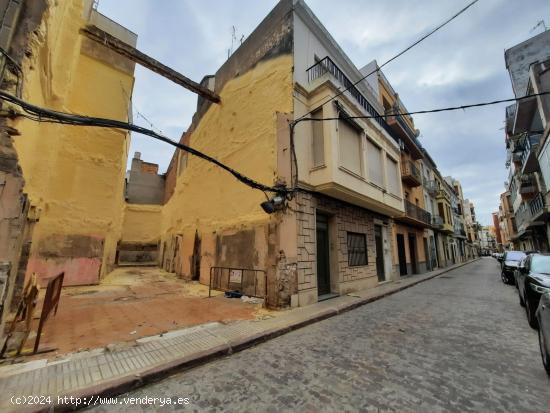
[295,191,391,305]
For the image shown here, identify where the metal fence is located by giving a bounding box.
[306,56,400,145]
[404,200,431,225]
[209,267,267,299]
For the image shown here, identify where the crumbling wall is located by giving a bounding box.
[8,0,135,286]
[160,0,294,307]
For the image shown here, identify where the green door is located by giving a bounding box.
[316,214,331,296]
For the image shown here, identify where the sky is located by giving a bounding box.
[97,0,550,225]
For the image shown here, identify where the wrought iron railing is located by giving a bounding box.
[209,267,267,299]
[520,133,542,169]
[424,180,438,196]
[432,215,444,227]
[306,56,400,144]
[401,160,421,182]
[516,202,530,230]
[404,200,431,225]
[529,192,545,217]
[386,106,422,149]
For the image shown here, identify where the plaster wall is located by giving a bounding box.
[10,0,134,286]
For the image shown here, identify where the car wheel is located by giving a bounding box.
[501,272,510,285]
[526,299,539,330]
[538,327,550,376]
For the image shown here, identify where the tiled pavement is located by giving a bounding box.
[0,259,478,412]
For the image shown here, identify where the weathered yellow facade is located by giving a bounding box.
[122,204,162,244]
[160,54,293,291]
[10,0,135,285]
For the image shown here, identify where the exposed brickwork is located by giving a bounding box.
[295,191,390,293]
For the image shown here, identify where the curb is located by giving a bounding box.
[23,258,481,412]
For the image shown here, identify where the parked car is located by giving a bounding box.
[516,253,550,329]
[501,251,526,285]
[536,292,550,376]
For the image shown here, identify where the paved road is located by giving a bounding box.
[89,258,550,412]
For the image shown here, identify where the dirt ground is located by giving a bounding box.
[16,267,275,358]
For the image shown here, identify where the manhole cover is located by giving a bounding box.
[439,276,454,279]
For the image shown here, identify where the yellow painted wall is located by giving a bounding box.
[10,0,134,285]
[162,55,293,234]
[122,204,162,244]
[160,54,293,280]
[391,224,427,266]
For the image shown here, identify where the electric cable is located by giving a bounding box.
[0,90,288,194]
[294,0,479,123]
[295,91,550,124]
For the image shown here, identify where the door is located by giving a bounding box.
[316,214,331,296]
[408,234,417,274]
[396,234,407,276]
[375,225,385,281]
[423,237,430,271]
[191,230,201,281]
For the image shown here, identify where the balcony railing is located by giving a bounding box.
[520,133,542,173]
[306,56,400,144]
[436,189,450,203]
[529,192,545,217]
[424,180,438,196]
[404,199,431,226]
[401,160,422,186]
[385,106,423,150]
[518,173,537,194]
[432,215,444,228]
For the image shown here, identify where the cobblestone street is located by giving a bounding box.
[88,258,550,412]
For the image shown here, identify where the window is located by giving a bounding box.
[347,232,368,266]
[438,202,445,219]
[311,108,324,167]
[367,139,383,187]
[339,119,362,175]
[386,156,400,195]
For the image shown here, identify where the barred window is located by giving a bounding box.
[347,232,368,266]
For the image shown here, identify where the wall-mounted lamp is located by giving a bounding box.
[260,194,285,214]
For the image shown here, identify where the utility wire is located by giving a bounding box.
[0,91,288,194]
[293,91,550,124]
[3,89,545,196]
[295,0,479,123]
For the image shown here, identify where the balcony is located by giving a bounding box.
[454,226,467,239]
[436,189,451,204]
[518,173,537,198]
[520,133,542,174]
[385,107,423,159]
[306,56,400,144]
[431,215,444,229]
[514,193,547,236]
[424,181,438,198]
[396,200,431,228]
[529,192,546,221]
[401,160,422,187]
[513,95,538,135]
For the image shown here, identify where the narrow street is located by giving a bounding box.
[89,258,550,413]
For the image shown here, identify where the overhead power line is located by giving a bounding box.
[2,90,546,197]
[294,91,550,124]
[0,91,287,195]
[295,0,479,123]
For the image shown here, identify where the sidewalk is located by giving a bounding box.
[0,258,480,412]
